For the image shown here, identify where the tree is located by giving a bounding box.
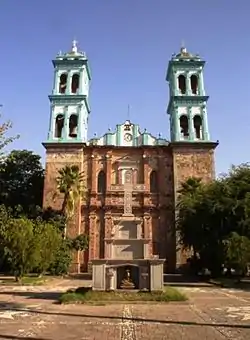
[0,150,44,213]
[224,232,250,276]
[177,164,250,276]
[34,220,62,276]
[2,217,39,281]
[54,165,85,238]
[0,111,19,158]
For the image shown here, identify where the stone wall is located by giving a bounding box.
[43,142,215,273]
[43,143,88,273]
[171,142,218,268]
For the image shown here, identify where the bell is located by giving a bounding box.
[69,126,77,138]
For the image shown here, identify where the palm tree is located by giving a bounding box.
[54,165,84,235]
[178,177,202,197]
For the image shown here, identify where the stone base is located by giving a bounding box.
[92,259,164,292]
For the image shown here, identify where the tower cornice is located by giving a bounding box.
[48,94,90,113]
[52,59,91,80]
[169,140,219,150]
[166,60,205,81]
[167,96,209,114]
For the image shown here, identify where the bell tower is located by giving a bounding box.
[46,40,91,143]
[166,46,209,142]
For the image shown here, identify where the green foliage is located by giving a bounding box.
[0,204,70,278]
[59,286,187,304]
[54,165,85,220]
[0,112,20,158]
[34,220,62,275]
[0,150,44,212]
[48,241,72,275]
[224,232,250,275]
[3,217,39,281]
[177,164,250,276]
[71,234,89,251]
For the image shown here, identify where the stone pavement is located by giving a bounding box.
[0,280,250,339]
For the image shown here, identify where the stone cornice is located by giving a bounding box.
[48,95,90,113]
[42,141,86,150]
[169,140,219,150]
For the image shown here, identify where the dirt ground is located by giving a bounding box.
[0,278,250,339]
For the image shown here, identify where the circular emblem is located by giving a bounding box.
[124,133,132,142]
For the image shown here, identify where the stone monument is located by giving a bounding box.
[92,169,164,291]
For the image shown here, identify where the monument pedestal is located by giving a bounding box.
[92,169,165,292]
[92,258,164,291]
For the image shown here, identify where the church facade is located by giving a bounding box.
[42,41,218,273]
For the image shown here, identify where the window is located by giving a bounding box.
[150,171,158,193]
[97,171,106,194]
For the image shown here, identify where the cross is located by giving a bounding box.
[110,169,145,215]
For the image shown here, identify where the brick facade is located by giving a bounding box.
[43,142,217,273]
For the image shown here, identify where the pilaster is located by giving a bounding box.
[89,212,97,260]
[188,107,195,141]
[143,154,150,191]
[66,71,72,94]
[63,106,69,140]
[106,152,112,190]
[143,213,152,257]
[202,105,210,140]
[91,154,98,193]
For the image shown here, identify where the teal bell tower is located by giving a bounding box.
[46,40,91,144]
[166,46,210,142]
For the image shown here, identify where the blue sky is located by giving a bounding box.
[0,0,249,175]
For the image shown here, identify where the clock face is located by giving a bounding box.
[124,133,132,142]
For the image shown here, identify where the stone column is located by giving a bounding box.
[91,154,97,193]
[104,212,113,258]
[89,213,97,260]
[106,152,112,190]
[66,71,72,94]
[186,72,191,95]
[107,268,115,291]
[201,105,210,140]
[53,69,59,94]
[49,105,55,139]
[188,107,195,140]
[79,70,84,94]
[143,154,150,191]
[63,106,69,140]
[143,213,152,257]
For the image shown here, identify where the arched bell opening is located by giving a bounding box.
[180,115,189,139]
[193,115,202,139]
[55,114,64,138]
[71,73,80,94]
[69,114,78,138]
[59,73,67,94]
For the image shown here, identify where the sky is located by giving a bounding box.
[0,0,249,175]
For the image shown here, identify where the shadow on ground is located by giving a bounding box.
[0,304,249,330]
[0,291,61,302]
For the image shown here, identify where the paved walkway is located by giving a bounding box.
[0,280,250,339]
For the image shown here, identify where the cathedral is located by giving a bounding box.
[42,41,218,273]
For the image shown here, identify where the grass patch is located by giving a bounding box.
[0,274,54,286]
[59,286,187,304]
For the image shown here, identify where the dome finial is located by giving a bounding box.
[71,39,78,53]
